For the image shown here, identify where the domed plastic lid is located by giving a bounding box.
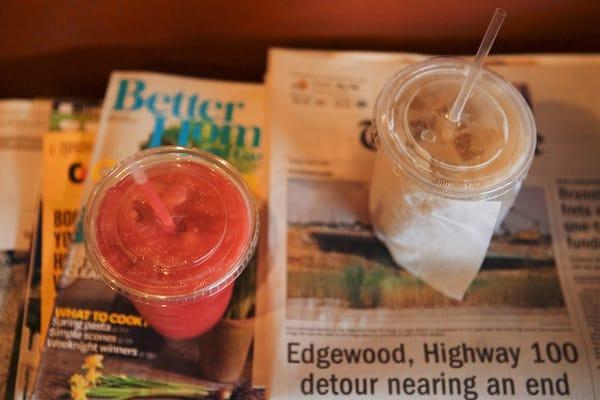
[375,58,536,200]
[85,146,258,303]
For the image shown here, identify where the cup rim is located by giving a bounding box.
[84,146,259,304]
[374,57,537,201]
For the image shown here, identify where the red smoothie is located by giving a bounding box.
[85,147,257,339]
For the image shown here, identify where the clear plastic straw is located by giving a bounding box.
[130,162,176,233]
[447,8,507,123]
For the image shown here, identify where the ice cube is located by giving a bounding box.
[453,133,484,162]
[420,129,437,143]
[409,120,429,141]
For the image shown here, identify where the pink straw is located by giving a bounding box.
[129,162,176,233]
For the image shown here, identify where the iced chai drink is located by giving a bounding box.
[369,58,536,299]
[85,147,258,339]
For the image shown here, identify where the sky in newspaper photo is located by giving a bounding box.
[286,178,566,320]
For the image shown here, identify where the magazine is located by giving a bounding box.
[11,199,41,400]
[12,100,99,400]
[41,100,99,341]
[32,73,268,399]
[255,49,600,399]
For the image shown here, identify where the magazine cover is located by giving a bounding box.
[41,101,99,341]
[33,73,268,399]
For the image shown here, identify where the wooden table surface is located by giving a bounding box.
[0,0,598,98]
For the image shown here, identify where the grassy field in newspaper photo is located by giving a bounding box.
[286,179,566,318]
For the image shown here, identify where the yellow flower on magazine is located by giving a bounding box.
[70,386,87,400]
[69,374,88,400]
[69,373,88,388]
[82,354,104,370]
[85,367,102,386]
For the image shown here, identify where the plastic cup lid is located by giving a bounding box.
[85,146,259,303]
[375,58,537,200]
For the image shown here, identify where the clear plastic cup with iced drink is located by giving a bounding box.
[369,57,536,298]
[85,146,258,339]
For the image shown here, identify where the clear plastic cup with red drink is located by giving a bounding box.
[85,146,258,339]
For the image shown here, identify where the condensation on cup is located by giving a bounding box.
[369,58,536,298]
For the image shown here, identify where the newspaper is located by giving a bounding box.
[0,100,51,251]
[32,73,268,399]
[256,49,600,399]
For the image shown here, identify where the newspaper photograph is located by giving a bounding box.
[256,49,600,399]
